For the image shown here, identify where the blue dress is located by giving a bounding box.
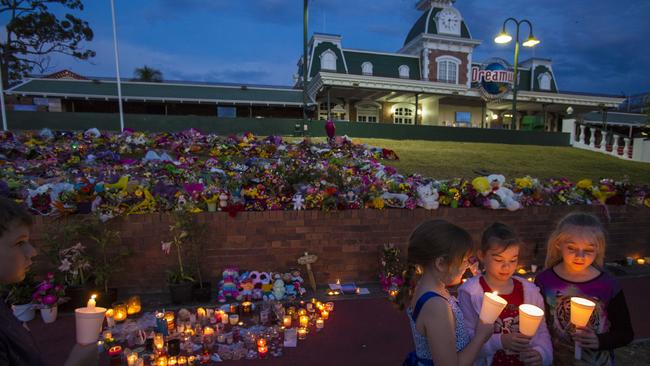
[404,291,470,366]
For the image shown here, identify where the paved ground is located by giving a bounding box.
[29,276,650,365]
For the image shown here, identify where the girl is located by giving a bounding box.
[458,223,552,366]
[535,212,633,365]
[398,219,494,366]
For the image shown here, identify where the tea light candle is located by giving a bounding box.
[108,345,122,357]
[112,302,127,323]
[127,353,138,366]
[168,356,177,366]
[241,301,252,314]
[518,304,545,336]
[203,326,214,336]
[153,333,165,351]
[197,307,206,319]
[321,310,329,320]
[517,268,527,275]
[637,258,646,265]
[527,277,534,283]
[571,297,596,360]
[257,338,267,348]
[229,314,239,325]
[479,292,508,324]
[258,345,268,359]
[87,294,97,309]
[299,315,309,328]
[157,356,168,366]
[325,302,334,312]
[316,318,324,330]
[177,356,187,365]
[164,312,175,332]
[298,308,307,316]
[127,296,141,315]
[283,315,292,328]
[105,309,116,328]
[297,327,307,340]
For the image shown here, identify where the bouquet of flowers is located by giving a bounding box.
[379,244,405,295]
[32,273,67,308]
[58,242,92,287]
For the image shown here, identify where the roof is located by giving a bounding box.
[44,69,86,80]
[404,7,471,46]
[7,78,307,106]
[343,50,421,80]
[583,111,649,127]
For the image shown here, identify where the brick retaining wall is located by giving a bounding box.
[29,206,650,294]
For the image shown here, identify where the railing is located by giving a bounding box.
[563,119,649,163]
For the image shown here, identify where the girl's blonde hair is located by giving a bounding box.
[544,212,607,269]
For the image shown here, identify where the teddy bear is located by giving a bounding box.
[238,272,254,302]
[248,271,263,300]
[271,274,286,301]
[282,272,297,299]
[416,182,439,210]
[487,174,522,211]
[291,270,306,296]
[259,272,273,301]
[217,268,241,303]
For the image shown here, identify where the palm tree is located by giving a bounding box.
[133,66,163,82]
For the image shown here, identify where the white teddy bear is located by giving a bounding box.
[416,183,440,210]
[487,174,521,211]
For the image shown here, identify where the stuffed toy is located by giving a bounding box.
[291,270,306,296]
[217,268,241,303]
[238,272,254,302]
[416,183,439,210]
[487,174,522,211]
[271,274,286,301]
[259,272,273,301]
[283,272,297,298]
[248,271,263,300]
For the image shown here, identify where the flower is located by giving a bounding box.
[58,258,72,272]
[161,241,172,255]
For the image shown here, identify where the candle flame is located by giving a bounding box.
[91,294,97,300]
[492,291,498,296]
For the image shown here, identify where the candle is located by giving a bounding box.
[297,327,307,340]
[153,333,165,352]
[258,345,268,359]
[637,258,646,265]
[187,356,196,365]
[197,307,206,319]
[229,314,239,325]
[518,304,545,336]
[108,345,122,357]
[571,297,596,360]
[517,268,527,275]
[527,277,534,282]
[283,315,292,328]
[530,264,538,272]
[203,326,214,336]
[74,305,107,345]
[461,278,467,283]
[168,356,177,366]
[127,296,142,315]
[157,356,168,366]
[103,330,113,341]
[127,353,138,366]
[299,315,309,328]
[321,310,329,320]
[316,318,324,330]
[105,309,116,328]
[241,301,252,314]
[325,302,334,312]
[220,311,228,325]
[336,278,341,285]
[177,356,187,365]
[257,338,267,348]
[479,292,508,324]
[87,294,97,309]
[164,312,175,332]
[112,302,127,322]
[298,308,307,316]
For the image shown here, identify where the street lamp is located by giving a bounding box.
[302,0,309,137]
[494,18,540,130]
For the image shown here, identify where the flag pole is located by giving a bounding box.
[110,0,125,132]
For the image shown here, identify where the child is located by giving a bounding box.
[398,219,494,366]
[535,212,633,365]
[459,223,552,366]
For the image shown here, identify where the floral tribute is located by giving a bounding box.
[0,128,648,221]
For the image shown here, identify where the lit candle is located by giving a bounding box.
[297,327,307,340]
[316,318,324,330]
[258,345,268,359]
[571,297,596,360]
[74,303,107,345]
[257,338,267,348]
[229,314,239,325]
[157,356,168,366]
[298,308,307,316]
[197,307,206,319]
[637,258,646,265]
[164,312,175,332]
[518,304,545,336]
[127,353,138,366]
[177,356,187,365]
[461,278,468,283]
[299,315,309,328]
[102,330,113,341]
[241,301,252,314]
[325,302,334,312]
[517,268,527,275]
[527,277,534,283]
[108,345,122,357]
[220,311,228,325]
[321,310,329,320]
[127,296,141,315]
[105,309,115,328]
[479,292,508,324]
[203,326,214,336]
[153,333,165,352]
[87,294,97,309]
[168,356,177,366]
[187,356,196,365]
[283,315,292,328]
[112,302,127,322]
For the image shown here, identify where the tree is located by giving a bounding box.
[134,65,163,82]
[0,0,95,87]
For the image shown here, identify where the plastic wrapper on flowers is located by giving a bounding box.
[0,128,648,220]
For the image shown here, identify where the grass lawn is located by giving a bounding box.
[298,137,650,184]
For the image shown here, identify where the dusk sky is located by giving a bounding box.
[10,0,650,95]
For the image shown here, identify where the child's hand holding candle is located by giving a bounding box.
[570,297,596,360]
[479,291,508,324]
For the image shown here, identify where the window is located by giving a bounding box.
[361,62,373,76]
[399,65,410,79]
[318,102,347,121]
[538,73,552,91]
[436,56,459,84]
[356,102,380,123]
[455,112,471,127]
[393,104,415,125]
[217,106,236,118]
[320,50,337,71]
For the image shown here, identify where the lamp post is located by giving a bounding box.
[302,0,309,137]
[494,18,540,130]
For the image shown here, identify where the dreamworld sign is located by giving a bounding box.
[471,58,514,101]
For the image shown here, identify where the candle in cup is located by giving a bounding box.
[258,345,268,359]
[518,304,545,336]
[127,296,141,315]
[241,301,252,314]
[571,297,596,360]
[321,310,329,320]
[283,315,292,328]
[105,309,115,328]
[479,292,508,324]
[108,345,122,357]
[316,318,324,330]
[257,338,267,348]
[517,268,527,275]
[153,333,165,352]
[127,353,138,366]
[168,356,177,366]
[157,356,168,366]
[112,302,127,322]
[325,302,334,312]
[297,327,307,340]
[637,258,646,265]
[203,326,214,336]
[229,314,239,325]
[87,294,97,309]
[197,307,206,319]
[177,356,187,365]
[74,304,107,346]
[164,312,175,332]
[299,315,309,328]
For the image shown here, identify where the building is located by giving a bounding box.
[620,91,650,114]
[6,0,626,131]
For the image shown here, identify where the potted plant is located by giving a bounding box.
[2,272,37,322]
[162,215,195,304]
[176,212,211,302]
[87,222,129,308]
[33,273,67,323]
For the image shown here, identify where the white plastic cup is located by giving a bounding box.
[75,307,107,345]
[570,297,596,360]
[518,304,544,336]
[479,292,508,324]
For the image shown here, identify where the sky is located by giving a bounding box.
[6,0,650,95]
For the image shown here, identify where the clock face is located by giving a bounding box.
[438,8,461,36]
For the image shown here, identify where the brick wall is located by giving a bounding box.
[428,50,468,85]
[29,206,650,294]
